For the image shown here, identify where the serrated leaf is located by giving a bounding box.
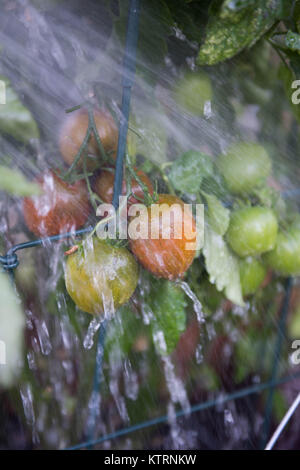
[168,151,213,194]
[203,191,230,236]
[0,76,39,143]
[0,272,25,387]
[148,278,187,355]
[203,226,244,306]
[198,0,282,65]
[0,166,41,196]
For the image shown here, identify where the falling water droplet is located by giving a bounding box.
[176,280,205,324]
[83,317,102,350]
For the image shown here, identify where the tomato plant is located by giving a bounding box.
[218,142,271,194]
[93,167,153,206]
[65,238,139,315]
[173,71,212,116]
[263,227,300,276]
[227,206,278,257]
[129,194,196,280]
[239,257,267,296]
[59,108,118,169]
[23,170,90,237]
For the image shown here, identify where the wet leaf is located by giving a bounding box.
[148,278,187,356]
[168,151,213,194]
[202,191,230,236]
[0,76,39,143]
[0,272,25,387]
[285,30,300,51]
[220,0,257,20]
[198,0,283,65]
[203,226,244,306]
[0,166,41,196]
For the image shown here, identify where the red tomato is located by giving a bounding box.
[59,108,118,169]
[93,167,154,206]
[23,170,90,237]
[129,194,196,280]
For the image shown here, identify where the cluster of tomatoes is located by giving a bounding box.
[23,107,197,315]
[22,72,300,316]
[218,141,300,296]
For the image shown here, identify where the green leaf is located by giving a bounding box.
[220,0,257,21]
[203,226,244,306]
[168,151,213,194]
[0,271,25,387]
[0,166,42,196]
[0,76,39,143]
[198,0,282,65]
[147,277,187,355]
[285,30,300,51]
[203,191,230,236]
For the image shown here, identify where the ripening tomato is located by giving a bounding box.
[23,170,90,237]
[239,257,267,296]
[263,227,300,276]
[129,194,197,280]
[65,238,139,315]
[218,142,272,195]
[59,108,118,169]
[93,167,154,206]
[227,206,278,257]
[173,71,213,116]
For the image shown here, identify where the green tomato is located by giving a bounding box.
[239,257,267,297]
[218,142,271,194]
[227,206,278,257]
[65,239,139,315]
[263,227,300,276]
[173,71,213,116]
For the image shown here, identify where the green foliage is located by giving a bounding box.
[198,0,283,65]
[168,151,213,194]
[0,76,39,143]
[285,30,300,51]
[147,277,187,356]
[0,272,25,387]
[0,166,41,197]
[203,226,244,306]
[202,191,230,236]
